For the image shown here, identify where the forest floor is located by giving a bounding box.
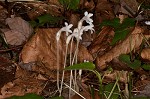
[0,0,150,99]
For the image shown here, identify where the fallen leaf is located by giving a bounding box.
[141,48,150,60]
[3,17,33,45]
[88,26,114,58]
[96,26,144,70]
[21,28,93,78]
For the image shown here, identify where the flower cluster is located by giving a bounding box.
[56,11,94,44]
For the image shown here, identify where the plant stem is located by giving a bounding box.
[107,76,119,99]
[60,44,68,96]
[56,41,60,92]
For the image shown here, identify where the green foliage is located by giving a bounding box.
[111,29,130,45]
[58,0,80,10]
[119,54,141,69]
[141,64,150,70]
[7,93,44,99]
[29,14,64,28]
[119,54,150,71]
[100,18,136,45]
[104,83,120,99]
[65,62,95,70]
[141,4,150,9]
[100,18,120,28]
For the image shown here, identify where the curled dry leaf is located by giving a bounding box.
[141,48,150,60]
[4,30,27,45]
[88,26,114,58]
[96,26,144,70]
[3,17,33,45]
[21,28,93,77]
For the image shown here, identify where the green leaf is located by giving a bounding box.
[118,18,135,30]
[141,64,150,70]
[7,93,44,99]
[58,0,70,6]
[141,4,150,9]
[100,18,120,28]
[119,54,141,69]
[37,14,64,25]
[58,0,79,10]
[65,62,95,70]
[104,83,119,99]
[68,0,80,10]
[111,29,130,45]
[29,20,38,28]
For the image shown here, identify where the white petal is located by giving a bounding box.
[145,21,150,25]
[84,11,88,16]
[65,22,68,26]
[87,13,93,17]
[56,31,61,41]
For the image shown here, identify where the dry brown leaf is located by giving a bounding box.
[96,27,144,70]
[141,48,150,60]
[26,2,63,20]
[94,0,115,29]
[4,30,27,45]
[88,26,114,58]
[0,65,45,98]
[3,17,33,45]
[120,0,139,17]
[0,78,44,99]
[21,28,93,77]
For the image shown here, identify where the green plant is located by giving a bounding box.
[58,0,80,11]
[56,11,94,98]
[29,14,64,28]
[65,62,122,99]
[100,18,136,45]
[119,54,150,70]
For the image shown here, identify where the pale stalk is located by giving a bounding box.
[59,44,68,96]
[72,36,80,91]
[69,38,74,99]
[64,83,86,99]
[56,41,60,92]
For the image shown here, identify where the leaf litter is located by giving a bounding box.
[0,0,150,98]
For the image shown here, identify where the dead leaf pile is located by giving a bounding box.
[0,0,150,98]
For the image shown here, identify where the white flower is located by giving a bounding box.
[66,28,82,44]
[82,11,93,24]
[78,11,93,30]
[56,22,73,41]
[79,24,95,36]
